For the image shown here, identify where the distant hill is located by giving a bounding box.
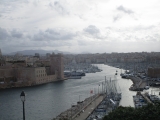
[8,49,71,55]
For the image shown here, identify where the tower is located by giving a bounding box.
[50,53,64,80]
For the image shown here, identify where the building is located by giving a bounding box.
[0,52,64,89]
[50,53,64,80]
[147,68,160,78]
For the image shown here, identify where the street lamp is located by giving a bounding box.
[20,91,25,120]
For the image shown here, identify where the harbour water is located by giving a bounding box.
[0,64,147,120]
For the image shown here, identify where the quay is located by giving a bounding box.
[140,93,154,105]
[54,94,104,120]
[74,95,104,120]
[129,76,147,91]
[55,93,121,120]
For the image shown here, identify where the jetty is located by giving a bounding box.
[129,76,147,91]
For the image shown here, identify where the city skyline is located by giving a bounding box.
[0,0,160,53]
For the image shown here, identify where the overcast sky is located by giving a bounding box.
[0,0,160,54]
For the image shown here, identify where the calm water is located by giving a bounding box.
[0,64,137,120]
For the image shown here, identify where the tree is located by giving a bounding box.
[103,103,160,120]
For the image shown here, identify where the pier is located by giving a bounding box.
[54,94,103,120]
[74,95,104,120]
[129,76,147,91]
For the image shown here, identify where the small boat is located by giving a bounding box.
[144,86,149,90]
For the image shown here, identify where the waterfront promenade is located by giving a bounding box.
[54,94,104,120]
[74,95,104,120]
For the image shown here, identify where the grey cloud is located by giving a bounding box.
[45,29,60,35]
[53,1,65,13]
[83,25,107,40]
[113,15,122,22]
[0,0,29,14]
[84,25,100,34]
[117,5,134,14]
[32,29,75,41]
[49,1,69,15]
[0,27,9,40]
[11,29,23,38]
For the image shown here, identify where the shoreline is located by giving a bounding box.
[0,78,68,90]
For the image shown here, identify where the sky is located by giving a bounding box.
[0,0,160,54]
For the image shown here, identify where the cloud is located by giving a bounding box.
[0,0,29,14]
[113,14,122,22]
[0,0,160,53]
[11,29,23,38]
[83,25,109,40]
[145,35,158,42]
[32,28,76,41]
[133,25,155,31]
[48,1,69,15]
[0,27,9,40]
[0,27,24,41]
[83,25,100,35]
[117,5,134,14]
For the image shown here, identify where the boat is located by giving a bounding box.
[64,70,85,78]
[68,76,81,79]
[121,74,130,79]
[144,86,149,90]
[71,70,85,76]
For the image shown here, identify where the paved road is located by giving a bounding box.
[74,95,104,120]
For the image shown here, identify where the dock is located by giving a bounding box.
[141,93,154,105]
[129,76,147,91]
[74,95,104,120]
[54,94,103,120]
